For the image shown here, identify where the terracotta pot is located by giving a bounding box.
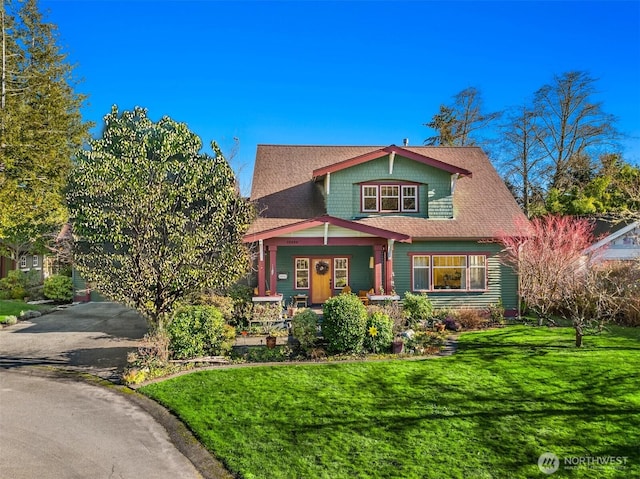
[266,335,277,349]
[392,340,404,354]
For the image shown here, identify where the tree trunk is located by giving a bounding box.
[575,325,583,347]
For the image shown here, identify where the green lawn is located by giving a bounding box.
[0,299,50,322]
[140,326,640,478]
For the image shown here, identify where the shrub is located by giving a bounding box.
[167,306,236,359]
[363,311,394,353]
[402,292,433,327]
[0,315,18,325]
[322,293,367,354]
[43,275,73,302]
[228,284,255,329]
[292,308,319,352]
[406,330,447,354]
[487,300,506,325]
[251,303,282,334]
[368,301,406,334]
[0,270,28,300]
[195,292,234,321]
[444,315,462,332]
[456,308,490,330]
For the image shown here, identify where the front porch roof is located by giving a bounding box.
[311,145,473,179]
[243,214,412,243]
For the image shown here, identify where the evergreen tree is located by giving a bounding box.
[0,0,90,263]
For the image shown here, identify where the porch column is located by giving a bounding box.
[385,239,394,293]
[258,239,266,296]
[373,244,384,294]
[268,245,278,295]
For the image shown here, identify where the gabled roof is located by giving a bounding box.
[312,145,472,179]
[585,220,640,255]
[248,145,528,240]
[243,214,411,243]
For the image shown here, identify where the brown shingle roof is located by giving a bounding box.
[248,145,527,239]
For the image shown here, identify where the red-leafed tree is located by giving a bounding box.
[498,215,596,324]
[497,215,625,346]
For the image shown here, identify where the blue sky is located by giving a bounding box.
[42,0,640,193]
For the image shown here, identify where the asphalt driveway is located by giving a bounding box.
[0,302,230,479]
[0,302,147,381]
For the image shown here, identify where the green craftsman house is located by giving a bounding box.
[244,144,527,315]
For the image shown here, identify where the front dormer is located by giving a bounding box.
[312,145,471,220]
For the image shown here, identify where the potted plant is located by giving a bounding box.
[263,324,277,349]
[287,298,298,318]
[392,335,405,354]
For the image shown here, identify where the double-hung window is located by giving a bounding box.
[361,183,419,213]
[380,186,399,211]
[20,256,27,269]
[295,258,310,289]
[333,258,349,288]
[412,255,430,291]
[362,186,378,212]
[411,254,487,292]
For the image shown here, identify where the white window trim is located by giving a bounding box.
[412,255,430,291]
[333,257,349,289]
[402,185,418,212]
[295,257,310,290]
[380,185,400,212]
[361,183,419,213]
[362,186,378,212]
[411,254,487,292]
[32,255,39,268]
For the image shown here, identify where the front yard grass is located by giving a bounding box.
[0,299,50,322]
[140,325,640,478]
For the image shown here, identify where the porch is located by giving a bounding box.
[244,215,411,303]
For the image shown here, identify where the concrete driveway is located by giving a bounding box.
[0,302,231,479]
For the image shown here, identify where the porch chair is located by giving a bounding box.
[358,290,371,305]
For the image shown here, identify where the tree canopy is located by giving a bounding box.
[67,107,255,328]
[496,71,627,218]
[0,0,90,261]
[424,87,502,147]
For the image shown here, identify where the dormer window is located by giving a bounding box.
[361,183,418,213]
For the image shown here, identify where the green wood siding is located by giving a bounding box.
[269,241,517,311]
[72,269,105,302]
[325,155,453,219]
[272,245,375,303]
[393,241,518,311]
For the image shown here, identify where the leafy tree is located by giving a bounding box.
[67,106,255,329]
[533,71,619,193]
[424,87,501,146]
[541,154,640,217]
[0,0,90,263]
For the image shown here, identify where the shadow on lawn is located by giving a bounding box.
[276,365,640,476]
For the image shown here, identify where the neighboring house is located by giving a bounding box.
[586,220,640,262]
[0,253,45,281]
[244,144,528,314]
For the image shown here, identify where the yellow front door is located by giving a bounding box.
[311,259,332,304]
